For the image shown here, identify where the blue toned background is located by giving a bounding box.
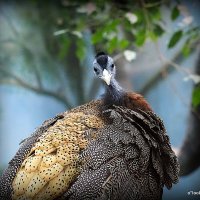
[0,1,200,200]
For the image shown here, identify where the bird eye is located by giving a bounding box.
[111,64,114,69]
[94,67,99,74]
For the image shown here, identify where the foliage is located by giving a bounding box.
[192,86,200,108]
[168,30,183,48]
[182,27,200,57]
[171,5,180,21]
[51,1,200,59]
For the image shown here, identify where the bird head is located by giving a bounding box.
[93,52,116,86]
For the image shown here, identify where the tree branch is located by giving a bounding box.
[32,64,43,89]
[140,42,200,94]
[0,67,73,108]
[0,8,72,107]
[140,50,183,94]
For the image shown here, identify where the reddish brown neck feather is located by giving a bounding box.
[125,92,152,112]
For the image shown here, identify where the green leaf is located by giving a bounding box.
[91,19,120,45]
[148,31,157,41]
[91,30,103,44]
[107,19,120,31]
[149,7,161,21]
[192,86,200,108]
[153,24,165,37]
[168,30,183,48]
[134,10,144,24]
[171,6,180,21]
[119,39,129,49]
[182,43,191,57]
[135,30,146,46]
[107,37,118,54]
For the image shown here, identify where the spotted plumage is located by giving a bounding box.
[0,53,179,200]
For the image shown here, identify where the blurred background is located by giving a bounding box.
[0,0,200,199]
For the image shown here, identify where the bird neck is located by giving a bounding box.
[103,78,125,106]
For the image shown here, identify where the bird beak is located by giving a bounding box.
[101,69,112,85]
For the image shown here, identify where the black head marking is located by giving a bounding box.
[95,52,106,58]
[96,52,108,68]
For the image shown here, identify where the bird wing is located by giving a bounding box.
[0,100,105,200]
[0,112,65,199]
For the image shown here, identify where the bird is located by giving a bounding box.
[0,52,179,200]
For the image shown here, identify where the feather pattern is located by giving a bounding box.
[61,105,179,200]
[0,100,179,200]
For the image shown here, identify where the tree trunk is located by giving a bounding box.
[178,52,200,176]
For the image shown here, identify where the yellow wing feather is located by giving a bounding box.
[12,112,104,200]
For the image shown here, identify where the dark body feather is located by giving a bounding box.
[63,105,179,200]
[0,100,179,200]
